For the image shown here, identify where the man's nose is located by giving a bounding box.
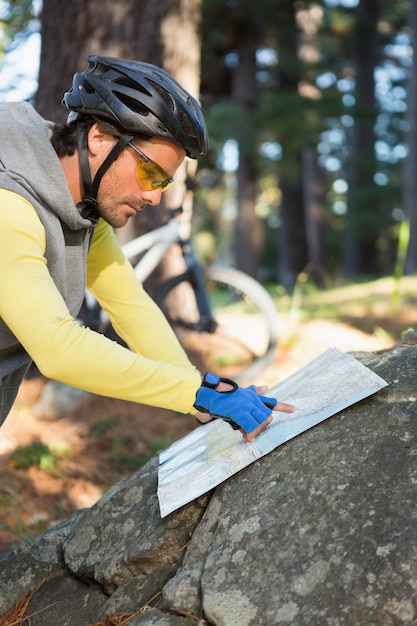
[140,189,163,205]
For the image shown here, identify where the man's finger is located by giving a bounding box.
[254,386,296,415]
[274,401,296,413]
[243,414,273,442]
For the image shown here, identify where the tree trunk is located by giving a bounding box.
[231,20,263,278]
[302,148,325,287]
[276,2,308,292]
[404,0,417,273]
[342,0,380,276]
[279,176,308,292]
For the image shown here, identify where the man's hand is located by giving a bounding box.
[194,373,295,441]
[242,397,295,441]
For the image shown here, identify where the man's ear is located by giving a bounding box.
[87,123,109,156]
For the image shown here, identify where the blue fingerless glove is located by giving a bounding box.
[194,372,277,434]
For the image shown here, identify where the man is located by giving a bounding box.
[0,55,294,440]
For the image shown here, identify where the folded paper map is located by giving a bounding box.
[157,348,388,517]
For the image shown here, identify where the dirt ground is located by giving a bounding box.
[0,305,413,554]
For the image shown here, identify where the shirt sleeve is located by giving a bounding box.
[0,190,201,414]
[86,218,196,370]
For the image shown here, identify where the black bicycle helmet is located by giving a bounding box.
[62,55,208,159]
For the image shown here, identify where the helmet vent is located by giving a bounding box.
[180,110,196,137]
[148,80,175,112]
[115,76,151,96]
[118,93,149,116]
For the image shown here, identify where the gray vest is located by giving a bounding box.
[0,179,93,423]
[0,102,97,424]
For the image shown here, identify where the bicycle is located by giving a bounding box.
[79,208,279,381]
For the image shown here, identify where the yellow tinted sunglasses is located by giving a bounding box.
[128,142,174,191]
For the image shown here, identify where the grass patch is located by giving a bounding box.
[272,275,417,338]
[9,441,70,474]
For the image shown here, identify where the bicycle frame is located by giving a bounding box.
[125,213,218,332]
[174,240,218,332]
[87,210,217,334]
[121,217,181,283]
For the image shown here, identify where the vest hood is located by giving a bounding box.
[0,101,92,231]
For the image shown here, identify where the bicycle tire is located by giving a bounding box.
[154,266,278,382]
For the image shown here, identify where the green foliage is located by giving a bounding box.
[110,434,173,471]
[10,440,69,473]
[392,218,410,311]
[200,0,410,281]
[0,0,37,55]
[88,420,173,472]
[274,272,417,346]
[89,419,114,437]
[0,0,412,282]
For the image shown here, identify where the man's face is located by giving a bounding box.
[90,132,186,228]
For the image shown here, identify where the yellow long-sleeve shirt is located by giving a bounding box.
[0,189,201,414]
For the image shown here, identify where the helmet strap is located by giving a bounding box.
[76,125,133,224]
[91,133,134,198]
[76,124,98,223]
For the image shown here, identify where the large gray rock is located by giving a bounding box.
[1,334,417,625]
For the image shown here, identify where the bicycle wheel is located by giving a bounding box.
[154,266,278,381]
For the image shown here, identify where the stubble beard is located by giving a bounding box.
[97,198,135,229]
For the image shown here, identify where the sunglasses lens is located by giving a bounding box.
[135,161,172,191]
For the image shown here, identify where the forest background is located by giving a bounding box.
[0,0,415,295]
[2,0,417,553]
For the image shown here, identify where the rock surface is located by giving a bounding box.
[1,334,417,625]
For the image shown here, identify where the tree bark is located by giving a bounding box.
[276,2,308,292]
[404,0,417,273]
[342,0,380,276]
[231,19,263,278]
[302,148,325,287]
[279,176,308,292]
